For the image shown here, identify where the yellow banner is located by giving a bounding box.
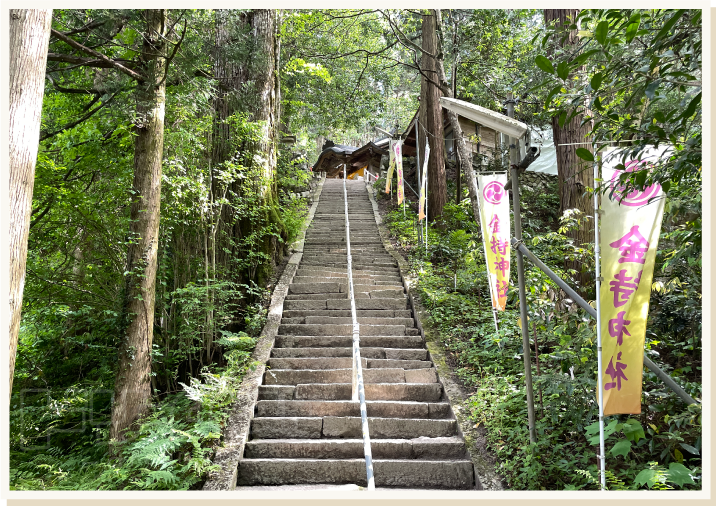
[600,156,666,415]
[385,140,395,194]
[477,173,510,311]
[395,140,404,204]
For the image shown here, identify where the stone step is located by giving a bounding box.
[274,335,423,349]
[327,298,407,310]
[244,437,467,460]
[269,347,427,360]
[255,400,450,419]
[251,416,458,440]
[302,316,414,327]
[281,309,413,319]
[292,276,401,284]
[284,294,349,302]
[299,262,397,272]
[278,323,405,337]
[238,458,473,488]
[288,283,403,297]
[291,383,443,402]
[297,268,400,277]
[266,357,429,371]
[263,368,412,385]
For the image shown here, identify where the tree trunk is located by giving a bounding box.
[110,9,167,442]
[544,9,594,294]
[419,11,446,222]
[212,10,285,288]
[9,9,52,400]
[430,10,481,227]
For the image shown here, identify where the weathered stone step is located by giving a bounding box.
[284,294,348,301]
[283,298,406,310]
[267,357,428,370]
[274,335,423,349]
[238,458,473,488]
[292,276,401,284]
[264,367,438,386]
[255,400,449,418]
[277,323,405,337]
[288,284,403,296]
[244,437,467,460]
[269,346,427,360]
[251,416,458,439]
[281,309,413,319]
[299,262,398,272]
[328,298,407,309]
[302,316,414,327]
[291,382,443,402]
[268,357,360,370]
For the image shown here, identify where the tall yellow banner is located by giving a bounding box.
[385,140,395,194]
[477,173,510,311]
[418,140,430,220]
[600,156,666,415]
[395,140,404,204]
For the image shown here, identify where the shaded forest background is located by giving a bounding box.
[8,9,701,490]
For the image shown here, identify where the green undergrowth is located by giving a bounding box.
[10,329,259,490]
[377,175,701,491]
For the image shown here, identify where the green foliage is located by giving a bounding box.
[382,169,700,490]
[539,9,701,197]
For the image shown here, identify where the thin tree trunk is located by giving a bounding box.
[110,9,167,442]
[9,9,53,400]
[420,11,446,222]
[544,9,595,295]
[431,10,481,226]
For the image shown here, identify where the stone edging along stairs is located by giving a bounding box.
[204,178,478,490]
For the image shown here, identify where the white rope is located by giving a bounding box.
[343,166,375,490]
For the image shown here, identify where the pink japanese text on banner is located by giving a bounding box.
[418,140,430,221]
[385,139,395,194]
[599,149,666,415]
[395,140,404,204]
[477,173,510,311]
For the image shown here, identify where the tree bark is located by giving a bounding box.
[430,10,481,227]
[544,9,595,293]
[9,9,53,400]
[110,9,167,442]
[419,11,446,222]
[211,10,285,287]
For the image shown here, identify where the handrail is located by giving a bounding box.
[510,238,698,407]
[343,166,376,490]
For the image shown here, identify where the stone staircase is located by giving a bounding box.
[236,179,475,489]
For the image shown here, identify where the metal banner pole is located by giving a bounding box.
[594,161,607,491]
[507,95,537,444]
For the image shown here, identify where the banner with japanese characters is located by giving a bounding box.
[600,155,666,415]
[385,139,395,194]
[395,140,404,204]
[477,173,510,311]
[418,140,430,220]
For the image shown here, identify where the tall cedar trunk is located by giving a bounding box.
[544,9,594,294]
[243,9,285,285]
[9,9,52,400]
[419,11,446,221]
[431,10,481,227]
[212,10,284,288]
[110,9,166,442]
[212,10,249,274]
